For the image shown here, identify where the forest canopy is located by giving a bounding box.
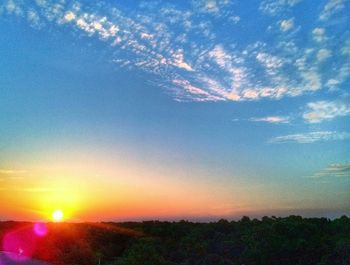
[0,215,349,265]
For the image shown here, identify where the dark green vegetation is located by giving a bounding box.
[0,216,349,265]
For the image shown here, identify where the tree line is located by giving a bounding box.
[0,215,349,265]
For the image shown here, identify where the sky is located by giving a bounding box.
[0,0,349,222]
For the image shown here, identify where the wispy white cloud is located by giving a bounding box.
[172,78,224,101]
[270,131,350,143]
[326,79,340,88]
[303,100,350,123]
[18,187,58,193]
[310,162,350,178]
[312,27,326,42]
[0,186,62,192]
[250,116,290,124]
[27,9,41,27]
[197,0,219,13]
[0,169,26,182]
[342,40,350,55]
[279,18,294,31]
[229,16,240,24]
[62,10,119,39]
[0,169,27,175]
[140,32,153,40]
[317,49,331,62]
[63,11,75,22]
[171,50,194,71]
[256,52,284,69]
[191,0,236,15]
[4,0,23,15]
[259,0,302,16]
[319,0,346,21]
[300,70,321,91]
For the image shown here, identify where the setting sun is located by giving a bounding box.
[52,210,64,222]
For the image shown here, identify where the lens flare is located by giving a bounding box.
[33,223,48,237]
[2,229,35,262]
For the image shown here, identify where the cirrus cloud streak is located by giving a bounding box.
[303,100,350,123]
[270,131,350,143]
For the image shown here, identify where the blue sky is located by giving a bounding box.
[0,0,349,220]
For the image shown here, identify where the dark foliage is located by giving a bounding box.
[0,216,349,265]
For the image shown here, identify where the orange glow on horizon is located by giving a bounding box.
[0,152,265,222]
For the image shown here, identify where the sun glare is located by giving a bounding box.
[52,210,64,222]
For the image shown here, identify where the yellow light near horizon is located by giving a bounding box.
[52,210,64,222]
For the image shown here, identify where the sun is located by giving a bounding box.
[52,210,64,222]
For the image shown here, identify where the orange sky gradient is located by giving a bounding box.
[0,148,283,222]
